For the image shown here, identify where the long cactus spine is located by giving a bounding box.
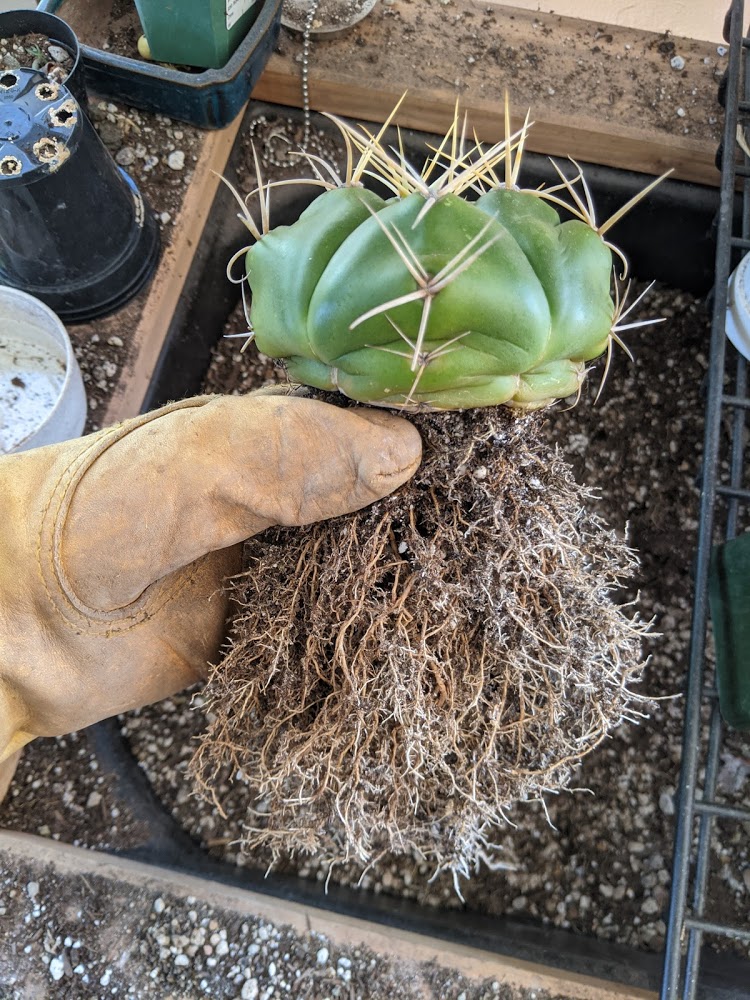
[226,99,669,411]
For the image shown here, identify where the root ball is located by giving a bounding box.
[190,404,649,882]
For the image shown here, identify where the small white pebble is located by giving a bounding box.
[47,44,69,63]
[670,55,685,71]
[676,107,686,118]
[153,897,165,914]
[316,946,329,965]
[49,956,65,981]
[659,790,675,815]
[167,150,185,170]
[115,146,136,167]
[241,981,259,1000]
[26,882,39,900]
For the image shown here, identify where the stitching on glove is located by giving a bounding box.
[37,397,215,636]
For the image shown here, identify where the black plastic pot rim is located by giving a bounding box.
[0,9,80,55]
[0,9,84,95]
[0,232,160,324]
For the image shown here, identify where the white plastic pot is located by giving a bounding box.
[725,253,750,362]
[0,286,86,454]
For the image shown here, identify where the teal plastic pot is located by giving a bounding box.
[710,533,750,731]
[134,0,263,70]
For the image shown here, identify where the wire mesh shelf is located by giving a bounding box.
[660,2,750,998]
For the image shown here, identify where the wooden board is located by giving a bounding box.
[0,831,658,1000]
[252,0,726,186]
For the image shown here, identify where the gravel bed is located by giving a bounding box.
[0,851,550,999]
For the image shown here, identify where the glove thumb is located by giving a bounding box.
[58,394,422,611]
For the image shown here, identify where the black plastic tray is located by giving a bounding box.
[103,102,748,997]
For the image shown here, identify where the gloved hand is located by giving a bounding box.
[0,393,421,785]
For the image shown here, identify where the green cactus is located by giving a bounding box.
[231,103,667,411]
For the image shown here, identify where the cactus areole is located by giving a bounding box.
[237,104,666,411]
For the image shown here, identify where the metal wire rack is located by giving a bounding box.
[660,2,750,997]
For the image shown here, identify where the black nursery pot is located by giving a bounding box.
[0,8,88,112]
[0,68,160,323]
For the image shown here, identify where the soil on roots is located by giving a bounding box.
[191,402,650,887]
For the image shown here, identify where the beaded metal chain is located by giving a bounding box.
[300,0,320,151]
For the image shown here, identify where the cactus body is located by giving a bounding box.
[241,113,638,411]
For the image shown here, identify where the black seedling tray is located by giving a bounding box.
[97,102,748,997]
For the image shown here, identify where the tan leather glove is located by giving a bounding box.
[0,393,421,778]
